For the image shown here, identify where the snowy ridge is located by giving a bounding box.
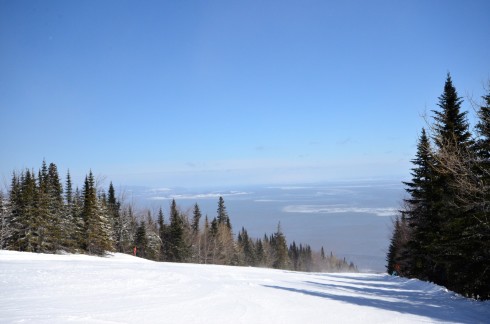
[1,251,488,323]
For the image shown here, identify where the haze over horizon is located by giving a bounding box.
[2,1,490,188]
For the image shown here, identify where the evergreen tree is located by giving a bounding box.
[7,172,22,250]
[72,187,85,250]
[20,169,39,252]
[465,87,490,299]
[386,215,410,275]
[238,227,256,266]
[432,73,472,149]
[134,220,148,258]
[61,170,76,251]
[107,182,122,252]
[191,203,201,234]
[0,190,12,249]
[157,207,166,261]
[430,74,472,287]
[402,129,437,279]
[203,215,210,264]
[272,222,289,269]
[45,162,64,251]
[191,203,202,263]
[167,199,187,262]
[144,211,161,261]
[217,196,231,228]
[82,171,113,255]
[212,197,235,264]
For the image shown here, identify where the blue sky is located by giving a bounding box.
[1,0,489,188]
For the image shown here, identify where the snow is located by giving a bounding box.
[1,251,488,323]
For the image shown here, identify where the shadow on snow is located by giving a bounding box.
[262,274,487,323]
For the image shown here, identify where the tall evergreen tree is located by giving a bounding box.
[167,199,187,262]
[272,222,289,269]
[466,87,490,299]
[213,197,235,264]
[7,172,22,250]
[386,215,410,275]
[217,196,231,229]
[20,169,39,252]
[82,171,113,255]
[72,187,85,250]
[0,190,12,249]
[191,203,202,263]
[402,129,437,279]
[134,220,148,258]
[107,182,122,252]
[157,207,166,261]
[432,73,472,149]
[65,170,73,206]
[192,203,201,234]
[62,170,76,251]
[430,73,472,287]
[45,162,63,251]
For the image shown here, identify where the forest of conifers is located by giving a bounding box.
[387,73,490,300]
[0,163,356,273]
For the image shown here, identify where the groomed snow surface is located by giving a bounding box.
[1,251,488,323]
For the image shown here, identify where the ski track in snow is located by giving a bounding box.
[1,251,489,323]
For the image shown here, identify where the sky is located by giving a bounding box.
[1,0,489,189]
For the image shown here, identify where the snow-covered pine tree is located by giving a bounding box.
[83,171,114,255]
[133,219,148,258]
[0,190,12,249]
[62,170,77,251]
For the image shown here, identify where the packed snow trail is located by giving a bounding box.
[1,251,488,323]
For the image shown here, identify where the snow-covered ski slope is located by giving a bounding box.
[1,251,488,323]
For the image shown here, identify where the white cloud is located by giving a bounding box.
[149,191,251,200]
[282,205,398,216]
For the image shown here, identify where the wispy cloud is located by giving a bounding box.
[337,138,353,145]
[147,188,172,192]
[267,186,313,190]
[282,205,397,216]
[149,191,251,200]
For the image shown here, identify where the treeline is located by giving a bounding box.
[387,73,490,300]
[0,163,356,272]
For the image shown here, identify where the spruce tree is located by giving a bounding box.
[157,207,166,261]
[72,187,85,250]
[191,203,202,263]
[62,170,76,251]
[20,169,39,252]
[467,88,490,299]
[402,129,437,279]
[7,172,21,250]
[192,203,201,234]
[217,196,230,229]
[272,222,289,269]
[0,190,12,249]
[167,199,187,262]
[430,73,472,287]
[107,182,121,251]
[386,215,409,275]
[134,220,148,258]
[82,171,113,255]
[46,162,63,251]
[432,73,472,149]
[213,197,235,264]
